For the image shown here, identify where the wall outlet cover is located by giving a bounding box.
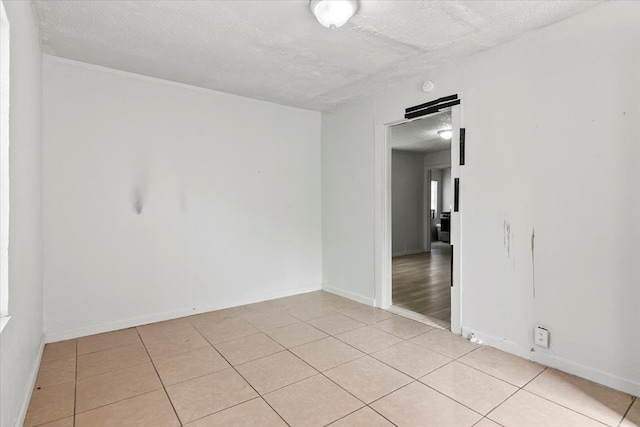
[535,325,549,348]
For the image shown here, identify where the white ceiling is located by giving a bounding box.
[391,110,452,153]
[31,1,601,111]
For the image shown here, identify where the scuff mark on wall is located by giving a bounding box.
[504,220,511,258]
[531,227,536,298]
[132,188,144,215]
[132,156,148,215]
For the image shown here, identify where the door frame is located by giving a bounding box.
[374,100,463,334]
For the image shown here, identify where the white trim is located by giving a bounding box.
[42,55,317,114]
[322,285,375,307]
[0,0,10,321]
[449,103,463,334]
[16,334,46,427]
[374,121,394,309]
[461,326,640,397]
[45,285,321,342]
[386,305,450,331]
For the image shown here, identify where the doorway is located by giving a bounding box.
[374,96,462,334]
[389,111,453,327]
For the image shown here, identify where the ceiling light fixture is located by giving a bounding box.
[310,0,357,29]
[438,129,453,140]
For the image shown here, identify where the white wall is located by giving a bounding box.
[0,2,44,426]
[424,149,451,169]
[321,101,375,304]
[391,150,424,255]
[428,169,442,242]
[321,1,640,396]
[43,59,322,340]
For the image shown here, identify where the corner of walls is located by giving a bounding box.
[321,285,375,307]
[13,334,45,427]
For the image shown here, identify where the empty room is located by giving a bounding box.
[1,1,639,426]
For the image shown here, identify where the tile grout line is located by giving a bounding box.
[421,348,542,422]
[191,309,401,425]
[320,318,457,403]
[315,317,547,424]
[197,328,263,347]
[315,368,370,410]
[73,340,78,427]
[521,387,629,427]
[455,349,542,388]
[618,396,636,427]
[369,343,456,378]
[478,362,546,421]
[366,404,400,427]
[300,313,459,417]
[309,315,437,422]
[480,365,548,425]
[176,326,342,416]
[411,380,488,420]
[409,332,482,360]
[76,360,152,382]
[366,379,418,406]
[71,390,168,422]
[143,314,365,394]
[474,416,507,427]
[325,404,400,427]
[188,320,292,426]
[517,367,629,426]
[134,327,184,427]
[74,330,140,357]
[497,366,629,427]
[26,363,78,426]
[264,320,333,345]
[279,339,369,406]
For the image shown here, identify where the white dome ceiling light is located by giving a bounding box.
[438,129,453,140]
[310,0,357,29]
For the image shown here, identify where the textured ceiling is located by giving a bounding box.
[391,110,452,153]
[32,1,601,111]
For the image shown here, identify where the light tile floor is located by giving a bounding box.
[24,291,639,427]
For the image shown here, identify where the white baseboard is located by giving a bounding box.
[321,285,375,306]
[16,334,46,427]
[461,326,640,397]
[392,249,424,257]
[45,284,322,343]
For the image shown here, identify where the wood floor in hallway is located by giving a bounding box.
[392,242,451,323]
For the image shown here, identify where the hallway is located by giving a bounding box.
[392,242,451,323]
